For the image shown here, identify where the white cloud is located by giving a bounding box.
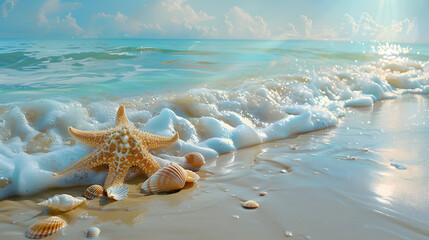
[36,0,83,36]
[89,0,216,38]
[223,6,271,39]
[277,23,300,39]
[300,15,312,39]
[1,0,18,18]
[339,12,416,42]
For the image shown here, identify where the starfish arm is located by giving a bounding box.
[103,161,132,189]
[138,131,179,150]
[54,148,111,176]
[68,126,110,147]
[134,149,161,176]
[116,105,130,127]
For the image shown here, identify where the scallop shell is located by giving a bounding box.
[106,185,128,201]
[86,226,100,239]
[242,200,260,209]
[141,163,187,194]
[25,216,67,239]
[37,194,86,212]
[185,170,200,183]
[83,185,104,199]
[184,152,205,168]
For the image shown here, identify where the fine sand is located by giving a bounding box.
[0,94,428,240]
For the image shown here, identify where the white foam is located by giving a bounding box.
[0,47,428,199]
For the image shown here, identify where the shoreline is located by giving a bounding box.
[0,94,428,240]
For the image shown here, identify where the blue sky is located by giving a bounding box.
[1,0,428,43]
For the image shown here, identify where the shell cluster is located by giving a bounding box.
[25,216,67,239]
[37,194,87,212]
[83,185,104,199]
[141,163,199,194]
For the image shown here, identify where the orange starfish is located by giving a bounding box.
[54,105,179,191]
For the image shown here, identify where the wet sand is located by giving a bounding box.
[0,94,428,240]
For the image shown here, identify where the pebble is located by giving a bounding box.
[251,186,260,190]
[284,231,293,237]
[232,215,240,219]
[259,191,268,196]
[280,169,287,173]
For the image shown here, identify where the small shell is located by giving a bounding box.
[141,163,187,194]
[25,216,67,239]
[259,191,268,196]
[242,200,260,209]
[106,185,128,201]
[86,226,100,239]
[184,152,205,168]
[185,170,200,183]
[83,185,104,199]
[37,194,86,212]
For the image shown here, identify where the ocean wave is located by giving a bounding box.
[0,49,428,198]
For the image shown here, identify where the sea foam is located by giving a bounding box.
[0,45,428,199]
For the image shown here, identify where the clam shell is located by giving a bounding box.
[37,194,86,212]
[242,200,260,209]
[86,226,100,239]
[141,163,187,194]
[83,185,104,199]
[25,216,67,239]
[184,152,205,168]
[185,170,200,183]
[106,185,128,201]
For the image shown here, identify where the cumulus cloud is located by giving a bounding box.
[88,0,216,38]
[1,0,18,18]
[224,6,271,39]
[300,15,312,38]
[277,23,300,39]
[339,12,417,42]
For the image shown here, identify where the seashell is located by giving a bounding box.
[37,194,86,212]
[185,170,200,183]
[106,185,128,201]
[85,226,100,239]
[242,200,260,209]
[259,191,268,196]
[184,152,205,168]
[25,216,67,239]
[141,163,187,194]
[83,185,104,199]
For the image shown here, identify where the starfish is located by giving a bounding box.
[54,105,179,190]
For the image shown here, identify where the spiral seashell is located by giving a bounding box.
[37,194,86,212]
[25,216,67,239]
[106,185,128,201]
[185,170,200,183]
[141,163,188,194]
[83,185,104,199]
[242,200,260,209]
[184,152,205,168]
[86,226,100,239]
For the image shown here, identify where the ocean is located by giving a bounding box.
[0,39,428,199]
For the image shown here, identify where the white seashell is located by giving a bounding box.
[184,152,205,168]
[106,185,128,201]
[86,226,100,239]
[242,200,260,209]
[83,185,104,199]
[185,170,200,183]
[25,216,67,239]
[141,163,187,194]
[37,194,86,212]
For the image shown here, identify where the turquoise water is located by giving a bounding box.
[0,39,428,198]
[1,39,428,102]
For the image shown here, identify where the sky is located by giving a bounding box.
[1,0,428,43]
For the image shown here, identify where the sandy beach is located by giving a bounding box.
[0,94,427,240]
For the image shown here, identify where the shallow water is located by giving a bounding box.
[0,39,428,198]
